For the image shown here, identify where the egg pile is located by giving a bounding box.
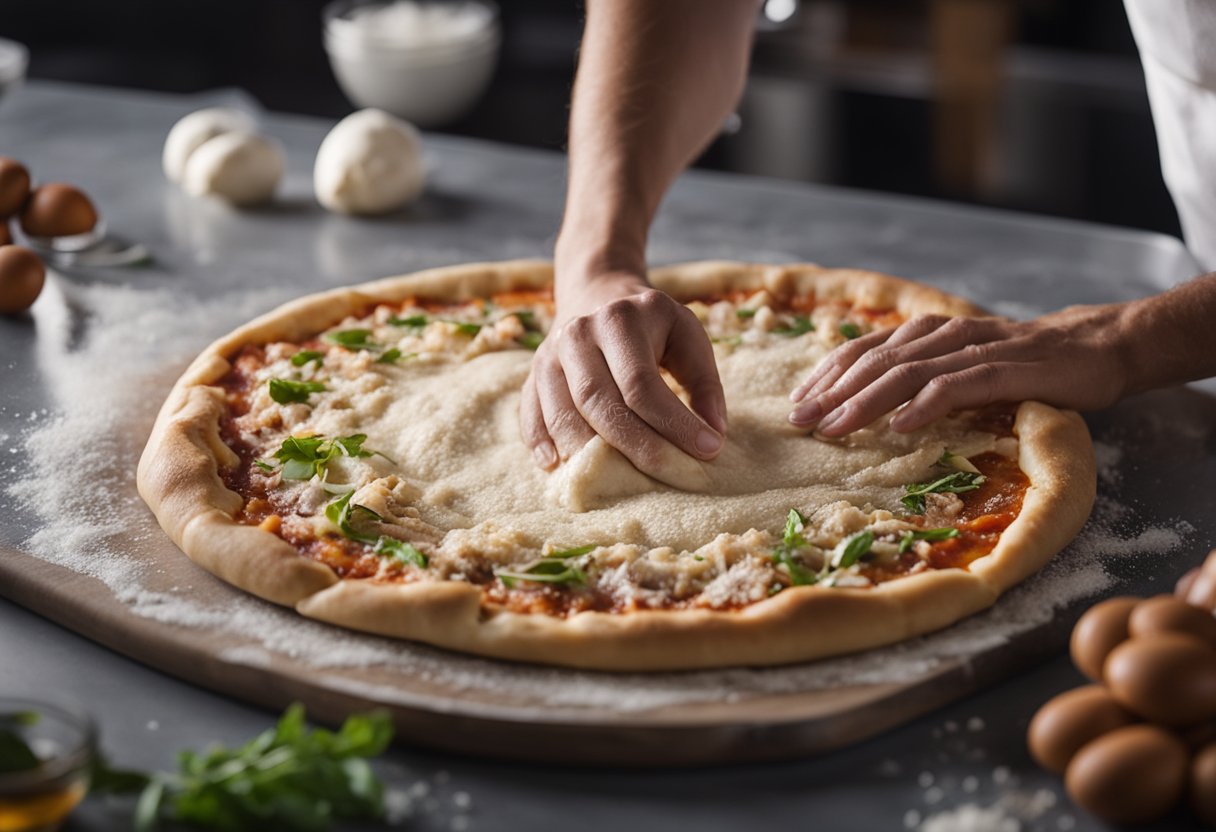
[1029,594,1216,826]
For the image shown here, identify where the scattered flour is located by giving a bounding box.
[2,276,1202,718]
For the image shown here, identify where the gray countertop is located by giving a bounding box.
[0,80,1212,831]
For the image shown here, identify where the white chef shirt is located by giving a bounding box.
[1125,0,1216,270]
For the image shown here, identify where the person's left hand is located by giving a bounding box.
[787,304,1130,436]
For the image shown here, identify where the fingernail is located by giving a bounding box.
[789,399,822,426]
[533,442,557,468]
[695,428,723,456]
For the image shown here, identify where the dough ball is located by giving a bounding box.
[163,107,255,184]
[314,109,425,215]
[181,132,285,207]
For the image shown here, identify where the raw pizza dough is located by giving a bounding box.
[138,260,1096,670]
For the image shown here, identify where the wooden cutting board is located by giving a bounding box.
[1,390,1211,766]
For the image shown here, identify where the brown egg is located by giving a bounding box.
[1028,684,1137,774]
[1065,724,1189,825]
[1106,633,1216,726]
[1131,594,1216,647]
[19,183,98,238]
[0,157,31,218]
[1192,741,1216,826]
[0,245,45,314]
[1071,596,1141,681]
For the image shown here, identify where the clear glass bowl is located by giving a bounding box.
[0,698,95,832]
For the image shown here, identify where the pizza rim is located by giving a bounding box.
[137,259,1096,671]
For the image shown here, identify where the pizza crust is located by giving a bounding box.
[138,260,1095,670]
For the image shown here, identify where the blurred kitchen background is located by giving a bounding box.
[0,0,1181,237]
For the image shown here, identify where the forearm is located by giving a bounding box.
[1115,272,1216,395]
[556,0,758,294]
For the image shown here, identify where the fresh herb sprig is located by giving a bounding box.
[260,434,375,482]
[830,530,875,570]
[130,704,393,832]
[771,509,817,586]
[268,379,326,405]
[388,314,481,337]
[772,315,815,337]
[898,527,960,554]
[838,321,863,340]
[496,545,595,588]
[324,492,428,568]
[323,329,376,350]
[290,350,325,368]
[900,471,986,514]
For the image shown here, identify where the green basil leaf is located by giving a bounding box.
[517,332,544,351]
[373,537,427,568]
[898,526,960,554]
[549,544,595,559]
[736,308,757,319]
[831,530,874,569]
[325,492,382,545]
[388,314,428,328]
[290,350,325,368]
[772,315,815,337]
[324,329,375,350]
[838,322,863,340]
[268,378,326,405]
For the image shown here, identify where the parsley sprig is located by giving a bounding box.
[900,471,986,514]
[496,545,595,588]
[260,434,375,482]
[129,704,393,832]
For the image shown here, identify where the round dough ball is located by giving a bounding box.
[181,132,285,207]
[0,157,31,218]
[0,245,45,314]
[163,107,255,184]
[1027,684,1136,775]
[314,109,425,215]
[1070,596,1140,681]
[1105,632,1216,726]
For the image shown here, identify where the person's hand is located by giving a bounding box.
[787,304,1131,436]
[520,271,728,476]
[1176,551,1216,611]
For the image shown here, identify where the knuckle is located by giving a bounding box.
[618,367,655,408]
[961,341,992,362]
[888,359,930,386]
[634,288,668,309]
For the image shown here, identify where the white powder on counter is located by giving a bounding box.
[3,276,1201,716]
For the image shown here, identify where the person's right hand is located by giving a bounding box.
[519,271,728,479]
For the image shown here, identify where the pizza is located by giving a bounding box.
[137,260,1096,670]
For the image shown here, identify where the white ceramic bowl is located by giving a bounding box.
[322,0,501,127]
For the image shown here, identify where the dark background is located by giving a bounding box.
[0,0,1182,237]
